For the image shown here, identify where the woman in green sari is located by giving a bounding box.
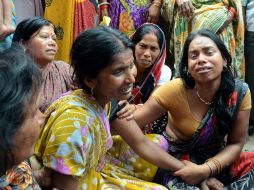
[163,0,244,77]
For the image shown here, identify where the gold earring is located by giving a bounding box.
[90,87,94,96]
[223,65,228,72]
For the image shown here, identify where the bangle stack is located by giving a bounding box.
[206,158,222,175]
[152,0,162,8]
[98,0,109,11]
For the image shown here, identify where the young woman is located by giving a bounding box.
[133,29,254,189]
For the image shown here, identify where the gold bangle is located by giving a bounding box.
[152,0,162,7]
[152,3,162,8]
[206,158,222,175]
[205,162,214,176]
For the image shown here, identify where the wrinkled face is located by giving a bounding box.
[134,33,160,71]
[93,49,137,106]
[187,36,226,84]
[12,95,45,164]
[24,25,58,66]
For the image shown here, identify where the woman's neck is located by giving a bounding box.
[195,79,221,102]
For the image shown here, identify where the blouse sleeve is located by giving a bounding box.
[157,65,172,86]
[239,89,252,111]
[41,107,94,177]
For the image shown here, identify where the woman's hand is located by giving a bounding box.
[176,0,194,18]
[200,177,224,190]
[173,160,210,185]
[116,100,136,121]
[146,4,161,24]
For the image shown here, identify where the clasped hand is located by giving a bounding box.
[174,160,224,189]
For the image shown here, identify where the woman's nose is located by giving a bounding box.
[48,38,56,46]
[126,66,137,84]
[143,49,151,57]
[196,53,207,64]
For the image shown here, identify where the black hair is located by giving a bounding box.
[131,23,164,50]
[179,29,235,135]
[12,16,55,43]
[0,45,42,174]
[71,26,134,92]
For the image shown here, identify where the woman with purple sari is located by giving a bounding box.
[133,29,254,189]
[108,0,163,36]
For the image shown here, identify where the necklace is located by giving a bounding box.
[195,86,213,105]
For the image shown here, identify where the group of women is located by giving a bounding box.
[0,15,254,190]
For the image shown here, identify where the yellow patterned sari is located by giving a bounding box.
[35,89,168,189]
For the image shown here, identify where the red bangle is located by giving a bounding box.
[228,7,236,17]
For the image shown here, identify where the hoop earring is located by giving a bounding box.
[187,71,191,77]
[223,65,228,72]
[91,87,94,96]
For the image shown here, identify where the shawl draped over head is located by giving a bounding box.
[129,23,167,105]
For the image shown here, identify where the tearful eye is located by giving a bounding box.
[113,69,123,76]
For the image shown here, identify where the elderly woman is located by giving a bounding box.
[132,29,254,189]
[0,45,44,189]
[12,16,73,112]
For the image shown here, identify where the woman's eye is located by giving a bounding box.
[129,63,135,69]
[207,51,214,55]
[151,47,159,52]
[189,54,197,59]
[139,44,146,49]
[113,69,123,76]
[40,35,48,39]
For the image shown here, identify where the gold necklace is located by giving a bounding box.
[195,86,213,105]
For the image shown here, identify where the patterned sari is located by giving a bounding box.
[163,0,244,77]
[0,161,40,190]
[153,80,254,189]
[109,0,152,36]
[35,89,168,189]
[44,0,99,63]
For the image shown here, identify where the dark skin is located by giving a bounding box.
[146,2,162,24]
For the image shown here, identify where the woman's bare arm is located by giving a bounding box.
[133,96,167,127]
[111,114,185,172]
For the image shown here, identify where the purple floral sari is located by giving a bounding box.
[108,0,151,36]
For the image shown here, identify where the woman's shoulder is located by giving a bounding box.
[52,60,71,70]
[234,79,249,94]
[162,78,184,88]
[153,78,184,97]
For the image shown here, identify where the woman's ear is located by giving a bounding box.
[83,77,97,89]
[20,39,28,52]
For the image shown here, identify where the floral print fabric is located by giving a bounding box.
[0,161,40,190]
